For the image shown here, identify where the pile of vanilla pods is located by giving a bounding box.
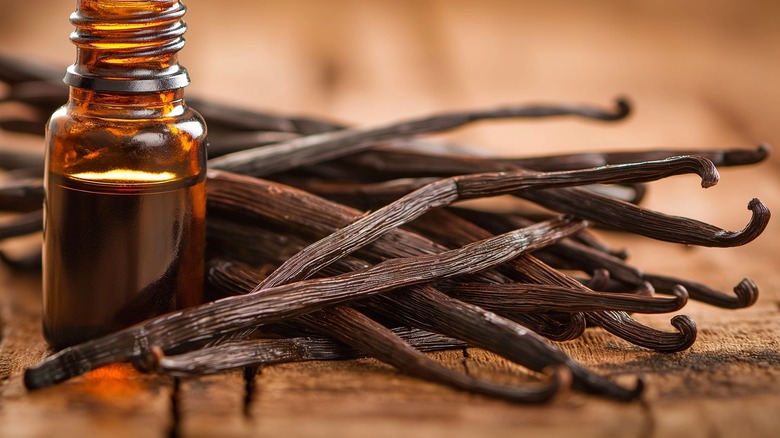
[0,54,771,402]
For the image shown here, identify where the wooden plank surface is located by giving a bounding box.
[2,269,777,437]
[1,0,779,437]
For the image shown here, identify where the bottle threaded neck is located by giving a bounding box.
[65,0,190,93]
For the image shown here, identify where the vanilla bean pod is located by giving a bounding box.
[208,99,630,177]
[148,326,467,377]
[507,144,771,171]
[0,179,44,248]
[0,247,42,270]
[207,131,301,156]
[586,268,612,291]
[0,81,64,111]
[443,282,687,314]
[415,208,643,286]
[25,217,582,389]
[527,189,769,247]
[294,156,769,252]
[346,145,770,177]
[0,119,46,136]
[368,287,642,401]
[280,176,441,207]
[310,177,646,206]
[150,337,362,376]
[446,208,594,253]
[571,230,630,260]
[255,156,718,289]
[643,275,758,309]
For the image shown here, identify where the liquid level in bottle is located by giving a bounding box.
[43,172,205,349]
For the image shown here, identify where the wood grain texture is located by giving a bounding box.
[178,371,251,438]
[0,270,175,438]
[1,0,779,436]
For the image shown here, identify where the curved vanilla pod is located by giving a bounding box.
[444,282,687,314]
[142,327,466,377]
[588,311,698,353]
[643,275,758,309]
[209,99,630,176]
[369,288,643,401]
[525,190,769,248]
[504,143,771,171]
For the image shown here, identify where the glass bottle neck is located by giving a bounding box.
[66,0,190,93]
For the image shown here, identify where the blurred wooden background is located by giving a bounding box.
[1,1,779,437]
[3,0,779,148]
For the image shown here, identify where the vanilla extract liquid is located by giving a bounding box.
[43,173,205,349]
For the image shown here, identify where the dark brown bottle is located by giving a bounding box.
[43,0,207,349]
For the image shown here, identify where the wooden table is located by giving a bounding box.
[1,1,779,436]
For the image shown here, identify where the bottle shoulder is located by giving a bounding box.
[47,101,207,141]
[45,98,207,178]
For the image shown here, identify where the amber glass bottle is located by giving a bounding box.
[43,0,206,349]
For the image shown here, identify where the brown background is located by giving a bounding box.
[1,1,779,437]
